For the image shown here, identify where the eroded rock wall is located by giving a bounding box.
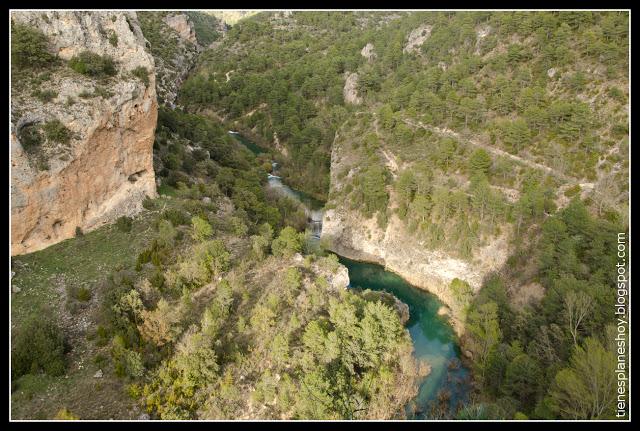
[322,131,511,336]
[138,12,200,107]
[164,13,198,46]
[11,11,158,255]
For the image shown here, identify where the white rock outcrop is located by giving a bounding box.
[322,133,512,336]
[360,43,377,61]
[343,72,362,105]
[163,13,198,46]
[403,24,432,54]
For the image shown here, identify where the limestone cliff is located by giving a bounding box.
[343,72,362,105]
[137,12,200,107]
[163,13,198,46]
[11,11,158,256]
[322,129,511,336]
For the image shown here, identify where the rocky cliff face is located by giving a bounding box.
[138,12,200,107]
[403,24,432,54]
[322,132,511,336]
[11,11,158,256]
[163,13,198,46]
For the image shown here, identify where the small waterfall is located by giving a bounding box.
[265,158,323,240]
[309,209,323,239]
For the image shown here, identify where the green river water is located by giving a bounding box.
[232,131,471,418]
[340,257,471,418]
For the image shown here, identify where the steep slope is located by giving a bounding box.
[180,11,628,336]
[137,11,200,107]
[11,98,422,420]
[322,114,511,335]
[138,11,226,108]
[321,11,628,333]
[10,11,158,256]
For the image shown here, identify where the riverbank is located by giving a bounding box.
[230,130,472,417]
[324,236,467,337]
[340,256,471,418]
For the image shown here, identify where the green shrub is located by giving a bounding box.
[131,66,149,86]
[11,23,56,69]
[142,196,157,210]
[127,383,142,399]
[271,226,304,258]
[31,71,52,86]
[163,208,190,226]
[157,219,177,248]
[116,216,133,232]
[607,86,625,102]
[18,124,43,153]
[11,315,66,378]
[75,226,84,237]
[564,184,582,198]
[31,89,57,103]
[108,30,118,47]
[94,353,107,366]
[91,86,114,99]
[95,325,110,347]
[68,51,117,77]
[55,408,79,420]
[42,119,71,144]
[611,123,628,138]
[111,336,145,379]
[73,286,92,302]
[450,278,473,308]
[191,216,213,241]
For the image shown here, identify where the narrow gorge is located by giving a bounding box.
[10,10,630,422]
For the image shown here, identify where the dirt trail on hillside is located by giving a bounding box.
[401,118,573,182]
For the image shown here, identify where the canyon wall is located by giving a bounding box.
[322,132,511,336]
[11,11,158,255]
[138,11,201,107]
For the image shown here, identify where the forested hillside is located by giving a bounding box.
[177,11,629,420]
[11,11,423,420]
[11,10,629,421]
[180,11,628,212]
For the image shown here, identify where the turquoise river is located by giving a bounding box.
[231,131,471,419]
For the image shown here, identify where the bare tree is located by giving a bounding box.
[593,172,621,216]
[564,290,593,346]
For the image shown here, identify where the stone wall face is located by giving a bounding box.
[11,11,158,255]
